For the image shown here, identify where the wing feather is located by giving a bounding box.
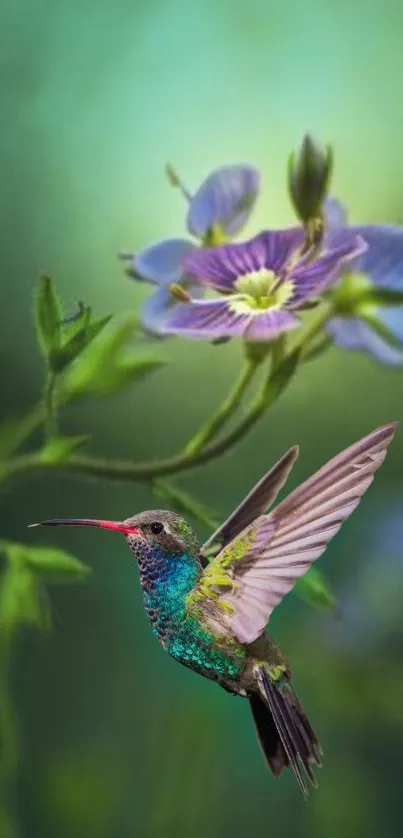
[187,424,397,644]
[200,447,299,557]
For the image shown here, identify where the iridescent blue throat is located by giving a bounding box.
[135,544,201,641]
[130,540,245,680]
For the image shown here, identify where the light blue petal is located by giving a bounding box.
[327,315,403,365]
[125,239,196,286]
[349,225,403,291]
[141,287,174,335]
[141,280,204,336]
[323,197,348,230]
[186,165,260,239]
[378,306,403,341]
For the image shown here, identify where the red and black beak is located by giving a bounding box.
[28,518,140,535]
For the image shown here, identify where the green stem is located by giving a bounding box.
[1,305,332,488]
[0,352,287,484]
[43,371,57,439]
[184,358,259,456]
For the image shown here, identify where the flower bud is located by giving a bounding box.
[288,135,333,224]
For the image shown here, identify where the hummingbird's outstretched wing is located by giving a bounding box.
[200,446,299,558]
[187,423,397,645]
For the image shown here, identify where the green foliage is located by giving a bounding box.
[0,541,90,634]
[62,316,164,399]
[33,276,62,363]
[53,315,112,374]
[39,435,91,464]
[263,345,301,406]
[33,276,112,374]
[0,560,51,632]
[0,542,90,585]
[0,410,39,461]
[294,567,337,613]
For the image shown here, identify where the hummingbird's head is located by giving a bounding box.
[29,510,200,560]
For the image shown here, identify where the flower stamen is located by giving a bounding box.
[230,269,294,315]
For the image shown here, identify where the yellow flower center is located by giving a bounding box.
[230,269,293,315]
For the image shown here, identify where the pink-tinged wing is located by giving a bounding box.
[201,447,299,558]
[196,424,397,645]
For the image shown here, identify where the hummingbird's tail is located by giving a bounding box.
[250,667,322,797]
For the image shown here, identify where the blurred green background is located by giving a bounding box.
[2,0,403,836]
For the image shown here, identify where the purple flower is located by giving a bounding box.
[158,228,365,342]
[121,165,260,334]
[325,198,403,364]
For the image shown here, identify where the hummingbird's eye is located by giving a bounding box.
[150,521,164,535]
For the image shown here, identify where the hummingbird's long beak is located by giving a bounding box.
[28,518,140,535]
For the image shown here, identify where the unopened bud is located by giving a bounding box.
[165,164,192,201]
[288,135,333,224]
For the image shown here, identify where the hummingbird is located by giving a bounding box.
[29,423,396,796]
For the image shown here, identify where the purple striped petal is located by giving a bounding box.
[327,315,403,365]
[348,225,403,291]
[288,235,367,306]
[184,228,304,292]
[124,239,196,286]
[160,299,252,339]
[244,310,299,342]
[253,228,305,274]
[186,165,260,239]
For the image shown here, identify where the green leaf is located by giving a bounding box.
[33,275,62,361]
[0,407,40,460]
[63,316,164,399]
[0,541,91,584]
[153,481,219,530]
[294,567,337,613]
[53,314,112,373]
[302,334,333,363]
[0,563,51,631]
[39,435,91,464]
[84,356,163,398]
[61,303,91,342]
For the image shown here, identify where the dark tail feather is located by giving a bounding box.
[252,668,322,797]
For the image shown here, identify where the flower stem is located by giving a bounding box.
[0,351,293,484]
[43,371,57,439]
[1,305,332,488]
[183,358,259,456]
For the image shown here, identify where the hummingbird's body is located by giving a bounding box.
[31,423,397,796]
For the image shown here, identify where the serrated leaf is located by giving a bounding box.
[33,275,62,361]
[294,567,337,612]
[61,303,91,341]
[39,435,91,464]
[53,314,112,373]
[62,316,164,399]
[1,541,90,583]
[80,356,163,398]
[153,481,219,530]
